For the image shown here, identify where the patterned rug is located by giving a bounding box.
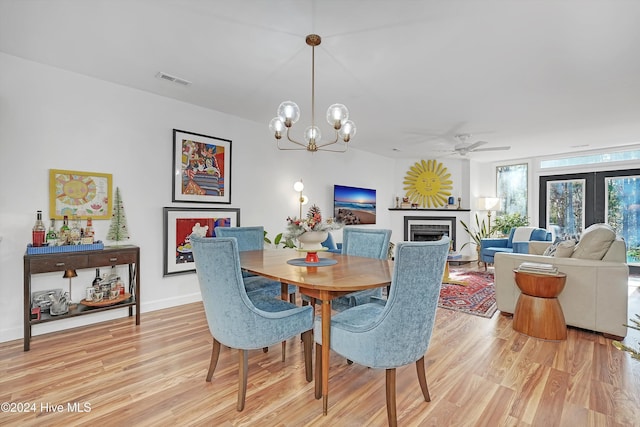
[438,270,497,318]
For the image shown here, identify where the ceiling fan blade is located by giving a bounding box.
[472,146,511,152]
[463,141,487,151]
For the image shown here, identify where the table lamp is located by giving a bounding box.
[63,269,78,306]
[476,197,501,232]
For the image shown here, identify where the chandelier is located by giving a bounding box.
[269,34,356,152]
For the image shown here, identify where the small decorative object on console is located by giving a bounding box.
[31,210,46,247]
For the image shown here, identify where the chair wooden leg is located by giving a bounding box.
[302,330,313,382]
[385,368,398,427]
[314,342,322,399]
[206,338,221,382]
[415,356,431,402]
[237,349,248,411]
[263,347,268,353]
[281,340,286,362]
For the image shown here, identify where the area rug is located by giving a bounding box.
[438,270,497,318]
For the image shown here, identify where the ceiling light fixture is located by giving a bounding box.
[269,34,356,152]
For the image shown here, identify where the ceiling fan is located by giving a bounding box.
[443,134,511,156]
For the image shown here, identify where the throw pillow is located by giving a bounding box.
[543,240,561,256]
[571,223,616,260]
[554,239,576,258]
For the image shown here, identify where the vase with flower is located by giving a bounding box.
[285,205,342,252]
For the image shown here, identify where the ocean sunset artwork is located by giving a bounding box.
[334,184,376,225]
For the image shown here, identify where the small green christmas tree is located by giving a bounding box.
[107,187,130,244]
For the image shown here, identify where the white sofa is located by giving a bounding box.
[494,225,629,339]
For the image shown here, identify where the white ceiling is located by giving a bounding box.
[2,0,640,162]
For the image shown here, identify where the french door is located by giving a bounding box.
[540,169,640,270]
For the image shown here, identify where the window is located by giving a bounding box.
[540,148,640,168]
[496,164,527,217]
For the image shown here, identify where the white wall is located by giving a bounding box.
[0,53,402,343]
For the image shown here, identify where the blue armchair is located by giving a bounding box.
[480,226,552,269]
[314,238,450,426]
[190,235,313,411]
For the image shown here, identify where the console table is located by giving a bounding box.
[23,245,140,351]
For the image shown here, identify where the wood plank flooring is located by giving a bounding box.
[1,267,639,426]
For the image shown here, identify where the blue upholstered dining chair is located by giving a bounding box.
[214,226,296,302]
[190,235,314,411]
[332,227,392,310]
[321,232,342,254]
[314,238,449,426]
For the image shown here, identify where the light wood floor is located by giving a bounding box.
[2,266,639,427]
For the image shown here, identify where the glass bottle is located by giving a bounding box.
[59,215,70,245]
[46,218,58,245]
[116,276,125,295]
[84,217,95,244]
[92,268,102,291]
[69,216,81,245]
[31,210,46,247]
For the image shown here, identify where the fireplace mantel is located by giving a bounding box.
[389,209,473,256]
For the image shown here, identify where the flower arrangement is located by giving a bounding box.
[285,205,341,239]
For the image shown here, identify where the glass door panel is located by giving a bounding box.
[605,175,640,266]
[546,179,585,239]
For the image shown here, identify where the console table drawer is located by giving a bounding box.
[89,251,137,266]
[28,255,89,273]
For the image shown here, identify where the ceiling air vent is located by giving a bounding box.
[155,72,192,86]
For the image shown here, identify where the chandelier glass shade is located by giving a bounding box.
[269,34,356,152]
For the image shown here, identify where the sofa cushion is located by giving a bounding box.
[483,246,515,258]
[554,240,576,258]
[571,223,616,260]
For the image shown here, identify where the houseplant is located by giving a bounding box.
[263,230,296,249]
[492,213,530,236]
[460,213,492,256]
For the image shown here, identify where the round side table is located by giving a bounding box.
[512,270,567,341]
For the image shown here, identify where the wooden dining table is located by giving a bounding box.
[239,249,393,415]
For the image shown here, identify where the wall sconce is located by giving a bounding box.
[476,197,501,232]
[294,180,309,218]
[62,269,78,306]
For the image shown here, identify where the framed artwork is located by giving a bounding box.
[172,129,232,204]
[49,169,113,220]
[163,207,240,276]
[403,159,452,208]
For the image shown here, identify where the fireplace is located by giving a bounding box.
[404,216,456,251]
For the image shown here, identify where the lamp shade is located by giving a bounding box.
[476,197,500,211]
[62,269,77,279]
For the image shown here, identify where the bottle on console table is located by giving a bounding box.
[31,210,46,247]
[83,217,95,244]
[69,216,82,245]
[59,215,70,245]
[92,268,102,292]
[46,218,58,246]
